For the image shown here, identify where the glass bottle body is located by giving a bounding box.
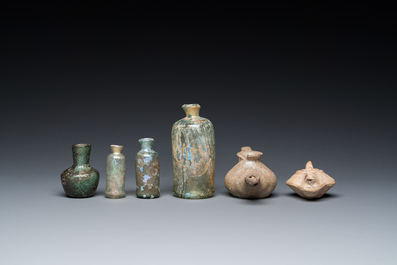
[172,104,215,199]
[105,145,126,199]
[135,138,160,199]
[61,143,100,198]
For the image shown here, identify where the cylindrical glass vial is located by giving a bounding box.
[105,145,126,199]
[135,138,160,198]
[171,104,215,199]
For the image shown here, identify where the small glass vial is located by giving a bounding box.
[105,145,126,199]
[135,138,160,198]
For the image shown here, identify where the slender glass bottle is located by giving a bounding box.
[171,104,215,199]
[135,138,160,198]
[105,145,126,199]
[61,143,100,198]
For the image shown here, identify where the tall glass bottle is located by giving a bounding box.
[135,138,160,199]
[171,104,215,199]
[61,143,100,198]
[105,145,126,199]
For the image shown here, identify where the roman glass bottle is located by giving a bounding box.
[105,145,126,199]
[171,104,215,199]
[61,143,100,198]
[135,138,160,198]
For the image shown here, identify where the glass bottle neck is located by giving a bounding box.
[182,104,201,118]
[111,145,123,154]
[139,138,154,152]
[72,145,91,166]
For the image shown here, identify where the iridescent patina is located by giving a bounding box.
[61,144,100,198]
[105,145,126,199]
[135,138,160,199]
[172,104,215,199]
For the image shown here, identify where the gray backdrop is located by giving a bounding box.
[1,6,396,265]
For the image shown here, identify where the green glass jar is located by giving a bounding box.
[171,104,215,199]
[61,144,100,198]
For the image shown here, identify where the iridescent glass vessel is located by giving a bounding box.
[135,138,160,199]
[61,143,100,198]
[105,145,126,199]
[171,104,215,199]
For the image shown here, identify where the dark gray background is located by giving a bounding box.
[1,5,396,264]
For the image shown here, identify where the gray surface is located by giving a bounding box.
[1,150,396,264]
[1,8,396,264]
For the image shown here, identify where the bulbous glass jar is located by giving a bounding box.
[61,143,100,198]
[171,104,215,199]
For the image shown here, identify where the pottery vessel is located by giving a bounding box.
[135,138,160,199]
[172,104,215,199]
[61,144,100,198]
[224,147,277,199]
[105,145,126,199]
[286,161,335,199]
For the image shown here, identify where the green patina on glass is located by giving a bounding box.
[61,144,100,198]
[105,145,126,199]
[172,104,215,199]
[135,138,160,199]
